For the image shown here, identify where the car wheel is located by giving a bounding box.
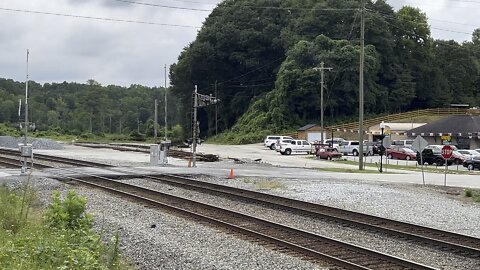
[269,144,275,150]
[468,164,474,171]
[285,149,292,155]
[405,156,411,161]
[435,159,444,166]
[387,154,393,159]
[327,156,332,160]
[352,149,359,156]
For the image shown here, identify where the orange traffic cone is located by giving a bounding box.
[228,168,235,179]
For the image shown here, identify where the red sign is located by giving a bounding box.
[441,145,453,159]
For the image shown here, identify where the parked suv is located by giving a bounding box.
[264,135,293,150]
[277,139,311,155]
[416,148,453,166]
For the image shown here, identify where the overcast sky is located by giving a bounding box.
[0,0,478,87]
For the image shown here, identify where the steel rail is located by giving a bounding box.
[51,170,437,270]
[134,173,480,257]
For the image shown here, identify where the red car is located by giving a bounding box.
[316,147,342,160]
[386,147,416,160]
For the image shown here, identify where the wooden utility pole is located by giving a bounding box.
[314,62,332,144]
[359,0,366,170]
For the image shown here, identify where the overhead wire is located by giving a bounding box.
[0,7,201,28]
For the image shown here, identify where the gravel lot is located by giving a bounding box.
[1,143,479,269]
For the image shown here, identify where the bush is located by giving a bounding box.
[129,131,145,141]
[465,189,473,197]
[0,187,131,269]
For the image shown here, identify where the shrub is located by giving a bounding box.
[129,131,145,141]
[465,189,473,197]
[44,190,93,230]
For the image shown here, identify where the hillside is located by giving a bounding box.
[170,0,480,144]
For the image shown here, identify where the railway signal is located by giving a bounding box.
[191,85,220,167]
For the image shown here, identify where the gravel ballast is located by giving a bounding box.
[1,154,479,269]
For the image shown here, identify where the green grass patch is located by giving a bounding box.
[242,178,286,189]
[334,159,475,175]
[465,189,480,203]
[315,167,396,174]
[0,183,132,269]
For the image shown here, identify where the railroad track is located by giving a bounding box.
[72,142,219,162]
[2,147,478,258]
[0,155,53,169]
[51,170,437,270]
[125,173,480,258]
[0,147,112,168]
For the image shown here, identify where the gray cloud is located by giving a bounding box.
[0,0,476,87]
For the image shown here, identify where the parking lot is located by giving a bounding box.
[196,143,471,172]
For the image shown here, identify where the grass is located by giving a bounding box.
[465,189,480,203]
[316,167,396,174]
[0,182,132,269]
[334,159,476,175]
[242,178,286,189]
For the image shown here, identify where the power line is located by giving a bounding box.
[112,0,358,12]
[110,0,212,12]
[0,7,201,28]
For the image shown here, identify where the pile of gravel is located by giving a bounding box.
[0,136,63,150]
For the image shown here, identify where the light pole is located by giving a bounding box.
[379,121,385,173]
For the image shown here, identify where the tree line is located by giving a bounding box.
[1,0,479,144]
[0,78,182,139]
[170,0,480,143]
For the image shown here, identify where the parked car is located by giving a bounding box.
[416,148,454,166]
[366,141,383,156]
[451,150,466,165]
[275,139,293,152]
[463,155,480,170]
[391,140,414,148]
[386,147,416,160]
[338,140,369,156]
[457,149,480,161]
[264,135,293,150]
[277,139,311,155]
[315,146,342,160]
[322,138,345,150]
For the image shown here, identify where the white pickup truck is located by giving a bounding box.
[338,141,369,156]
[277,139,311,155]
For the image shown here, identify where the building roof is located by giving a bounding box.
[369,123,426,132]
[407,115,480,135]
[297,124,318,131]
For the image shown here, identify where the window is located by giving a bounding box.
[351,141,359,146]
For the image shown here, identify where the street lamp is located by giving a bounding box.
[379,121,385,173]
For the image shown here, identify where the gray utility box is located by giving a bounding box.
[159,141,171,166]
[150,145,159,166]
[19,144,33,157]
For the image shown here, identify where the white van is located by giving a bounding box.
[264,135,293,150]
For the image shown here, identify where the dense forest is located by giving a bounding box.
[0,78,181,140]
[171,0,480,143]
[1,0,480,143]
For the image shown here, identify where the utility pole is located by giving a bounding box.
[192,86,198,167]
[154,99,158,144]
[358,0,366,170]
[164,64,168,141]
[215,80,218,135]
[313,62,332,144]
